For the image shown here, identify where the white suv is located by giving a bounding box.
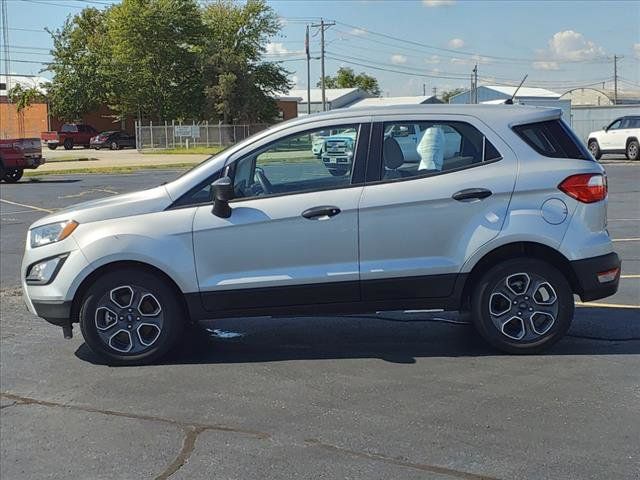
[587,115,640,160]
[22,105,620,365]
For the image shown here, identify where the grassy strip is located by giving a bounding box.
[141,146,226,155]
[45,156,99,163]
[25,163,197,177]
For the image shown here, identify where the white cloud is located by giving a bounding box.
[424,55,440,64]
[634,43,640,59]
[350,28,367,36]
[546,30,605,61]
[423,0,455,6]
[266,42,289,56]
[448,38,465,49]
[391,54,408,64]
[532,61,560,71]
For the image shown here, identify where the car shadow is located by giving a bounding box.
[18,179,82,184]
[75,307,640,366]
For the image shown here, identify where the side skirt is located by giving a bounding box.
[185,274,468,321]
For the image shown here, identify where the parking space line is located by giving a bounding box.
[0,198,53,214]
[621,274,640,279]
[608,218,640,221]
[612,238,640,242]
[576,301,640,309]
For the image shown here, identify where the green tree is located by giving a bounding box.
[441,87,464,103]
[105,0,205,121]
[46,7,109,120]
[317,67,381,96]
[7,84,46,112]
[201,0,291,123]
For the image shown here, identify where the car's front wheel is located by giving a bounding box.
[471,258,574,354]
[79,268,185,365]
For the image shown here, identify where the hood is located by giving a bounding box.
[31,185,173,228]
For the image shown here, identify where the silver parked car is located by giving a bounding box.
[22,105,620,365]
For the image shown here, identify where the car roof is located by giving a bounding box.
[287,104,562,129]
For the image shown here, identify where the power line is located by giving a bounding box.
[333,20,613,65]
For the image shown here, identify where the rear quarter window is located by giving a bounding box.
[513,120,589,160]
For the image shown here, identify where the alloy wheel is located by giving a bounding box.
[488,272,559,342]
[94,285,164,354]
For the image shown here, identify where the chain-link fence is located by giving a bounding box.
[134,121,269,150]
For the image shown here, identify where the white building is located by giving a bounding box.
[288,88,370,115]
[449,85,571,122]
[348,95,442,108]
[0,74,49,98]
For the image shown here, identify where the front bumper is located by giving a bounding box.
[570,252,621,301]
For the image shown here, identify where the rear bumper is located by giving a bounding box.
[571,252,621,302]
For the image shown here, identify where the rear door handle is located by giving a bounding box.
[452,188,493,202]
[302,206,341,220]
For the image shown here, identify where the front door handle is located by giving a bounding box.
[302,205,341,220]
[452,188,493,202]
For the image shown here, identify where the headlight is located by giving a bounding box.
[30,220,78,248]
[26,255,68,285]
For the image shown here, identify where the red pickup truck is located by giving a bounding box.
[0,138,45,183]
[41,123,98,150]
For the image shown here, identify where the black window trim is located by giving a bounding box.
[167,122,371,209]
[365,120,504,186]
[513,118,590,160]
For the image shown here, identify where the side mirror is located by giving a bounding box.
[602,125,607,131]
[211,176,234,218]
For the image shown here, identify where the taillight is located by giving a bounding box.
[558,173,607,203]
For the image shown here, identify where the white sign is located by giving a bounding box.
[174,125,200,138]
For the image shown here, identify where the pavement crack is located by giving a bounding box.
[155,426,204,480]
[304,438,500,480]
[0,401,18,410]
[0,391,270,480]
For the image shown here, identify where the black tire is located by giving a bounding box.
[63,138,74,150]
[47,144,58,150]
[588,140,602,160]
[94,146,101,150]
[0,163,5,182]
[470,258,574,354]
[626,140,639,161]
[110,141,119,151]
[329,168,348,177]
[79,269,185,365]
[3,168,24,183]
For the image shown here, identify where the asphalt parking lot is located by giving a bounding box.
[1,163,639,479]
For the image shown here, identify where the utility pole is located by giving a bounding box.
[312,18,335,111]
[305,25,311,115]
[613,55,617,105]
[432,86,437,98]
[422,83,426,96]
[473,64,478,104]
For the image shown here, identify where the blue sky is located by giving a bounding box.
[4,0,640,96]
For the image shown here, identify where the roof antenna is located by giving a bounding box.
[505,74,528,104]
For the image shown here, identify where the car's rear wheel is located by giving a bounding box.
[471,258,573,354]
[79,269,185,365]
[63,138,74,150]
[110,141,120,150]
[588,140,602,160]
[48,144,58,150]
[626,140,639,161]
[3,168,23,183]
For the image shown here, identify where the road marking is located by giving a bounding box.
[0,209,43,215]
[608,218,640,221]
[612,238,640,242]
[576,301,640,309]
[0,198,53,213]
[621,274,640,279]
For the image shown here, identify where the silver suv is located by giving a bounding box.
[22,105,620,365]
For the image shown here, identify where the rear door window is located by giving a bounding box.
[513,120,589,160]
